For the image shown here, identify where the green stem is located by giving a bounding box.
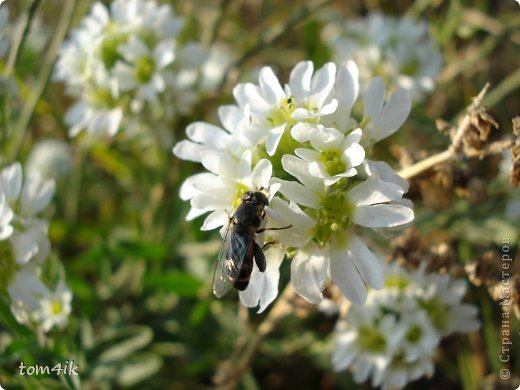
[8,0,78,161]
[206,0,231,47]
[218,0,334,90]
[2,0,42,79]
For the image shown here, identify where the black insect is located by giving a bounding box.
[212,191,290,298]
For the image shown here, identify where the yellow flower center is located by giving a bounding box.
[135,56,156,83]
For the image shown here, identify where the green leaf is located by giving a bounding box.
[94,326,153,364]
[116,353,162,387]
[144,271,203,297]
[110,240,167,262]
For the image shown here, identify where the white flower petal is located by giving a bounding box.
[289,61,313,99]
[354,204,414,228]
[373,88,411,137]
[8,270,49,311]
[20,173,55,217]
[343,143,365,168]
[335,61,359,117]
[294,148,320,163]
[291,243,328,303]
[191,187,233,211]
[265,198,314,248]
[179,173,218,200]
[363,160,409,192]
[238,150,252,179]
[154,41,176,68]
[173,140,209,162]
[348,178,404,206]
[239,247,285,313]
[0,162,23,201]
[319,99,338,116]
[249,160,269,190]
[363,77,385,119]
[309,62,336,108]
[186,122,231,150]
[233,83,272,115]
[348,236,384,289]
[281,155,323,191]
[265,125,285,156]
[201,209,229,230]
[258,66,285,104]
[276,180,319,208]
[218,105,243,133]
[291,122,314,142]
[330,245,367,305]
[200,151,223,175]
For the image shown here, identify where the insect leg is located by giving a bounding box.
[256,224,292,234]
[253,242,266,272]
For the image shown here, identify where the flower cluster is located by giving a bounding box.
[0,162,71,332]
[322,13,442,103]
[174,59,413,311]
[54,0,218,138]
[331,262,480,389]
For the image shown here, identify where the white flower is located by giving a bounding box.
[292,125,365,185]
[233,61,338,155]
[317,61,412,148]
[362,77,411,145]
[32,280,73,332]
[7,270,72,332]
[332,307,405,380]
[114,37,175,104]
[419,272,480,336]
[54,0,203,137]
[276,156,413,304]
[174,59,414,310]
[0,163,54,268]
[322,13,443,103]
[26,139,73,180]
[331,262,479,389]
[399,306,441,363]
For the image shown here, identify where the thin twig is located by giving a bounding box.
[397,84,492,180]
[215,283,298,390]
[8,0,78,160]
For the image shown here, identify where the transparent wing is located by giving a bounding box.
[212,224,250,298]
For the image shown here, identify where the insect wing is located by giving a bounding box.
[212,225,249,298]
